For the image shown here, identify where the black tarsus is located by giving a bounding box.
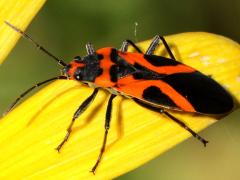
[56,88,99,152]
[4,21,67,67]
[91,94,116,174]
[2,76,67,116]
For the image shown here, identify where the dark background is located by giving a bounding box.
[1,0,240,179]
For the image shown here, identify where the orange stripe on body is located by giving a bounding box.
[95,47,116,87]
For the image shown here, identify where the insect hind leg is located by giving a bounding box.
[133,99,208,147]
[146,35,176,60]
[163,111,208,146]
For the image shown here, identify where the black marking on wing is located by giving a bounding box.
[110,48,118,63]
[143,86,178,109]
[110,62,136,82]
[133,63,165,79]
[117,59,136,78]
[109,48,136,81]
[110,65,118,82]
[162,72,233,114]
[144,54,179,66]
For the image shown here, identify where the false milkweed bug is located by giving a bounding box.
[4,21,234,174]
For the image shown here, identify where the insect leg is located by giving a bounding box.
[120,40,129,52]
[86,43,95,55]
[120,40,142,53]
[163,110,209,146]
[3,76,67,116]
[133,99,208,146]
[91,94,116,174]
[56,88,99,152]
[146,35,176,60]
[125,40,143,53]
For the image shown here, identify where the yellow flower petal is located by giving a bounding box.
[0,0,46,64]
[0,32,239,179]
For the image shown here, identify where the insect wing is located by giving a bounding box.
[115,70,233,115]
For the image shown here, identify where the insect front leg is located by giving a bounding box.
[56,88,99,151]
[2,76,67,117]
[146,35,176,60]
[91,94,116,174]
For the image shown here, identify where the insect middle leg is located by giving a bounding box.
[146,35,176,60]
[91,94,116,174]
[56,88,99,151]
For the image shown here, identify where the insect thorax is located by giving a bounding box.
[65,54,102,82]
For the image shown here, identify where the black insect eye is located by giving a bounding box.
[74,67,83,80]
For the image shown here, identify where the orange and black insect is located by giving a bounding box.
[4,21,234,174]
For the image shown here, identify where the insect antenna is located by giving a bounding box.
[5,21,67,67]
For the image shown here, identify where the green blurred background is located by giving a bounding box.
[1,0,240,179]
